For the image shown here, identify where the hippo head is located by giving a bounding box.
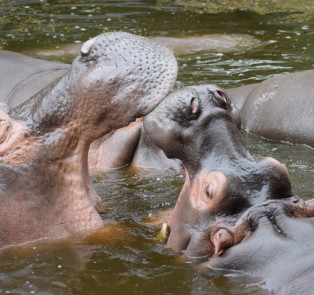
[0,32,177,248]
[143,85,293,257]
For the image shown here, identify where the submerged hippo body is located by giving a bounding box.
[227,70,314,148]
[0,50,69,107]
[0,32,178,248]
[143,85,293,256]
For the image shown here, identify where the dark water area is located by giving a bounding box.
[0,0,314,294]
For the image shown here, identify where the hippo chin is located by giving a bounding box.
[0,32,177,248]
[143,85,293,256]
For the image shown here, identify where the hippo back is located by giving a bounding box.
[0,50,69,108]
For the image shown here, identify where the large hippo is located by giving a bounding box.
[0,32,178,248]
[227,70,314,148]
[143,85,294,256]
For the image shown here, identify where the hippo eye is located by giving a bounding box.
[206,186,212,199]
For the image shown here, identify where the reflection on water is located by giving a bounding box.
[0,0,313,294]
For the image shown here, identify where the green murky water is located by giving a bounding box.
[0,1,313,294]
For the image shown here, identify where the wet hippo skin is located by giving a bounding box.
[227,69,314,148]
[0,50,69,108]
[143,85,293,256]
[89,69,314,172]
[0,32,178,248]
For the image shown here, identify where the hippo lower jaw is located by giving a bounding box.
[195,197,314,294]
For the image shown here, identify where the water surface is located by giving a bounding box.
[0,1,313,294]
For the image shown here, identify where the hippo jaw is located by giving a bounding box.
[0,32,178,248]
[143,85,293,257]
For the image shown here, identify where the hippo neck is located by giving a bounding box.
[29,63,83,132]
[0,147,102,247]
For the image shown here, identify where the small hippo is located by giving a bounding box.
[143,84,314,294]
[143,84,293,256]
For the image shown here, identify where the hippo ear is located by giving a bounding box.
[190,96,201,117]
[80,37,97,57]
[211,89,228,109]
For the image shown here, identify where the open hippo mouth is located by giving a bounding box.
[143,84,293,258]
[0,32,178,248]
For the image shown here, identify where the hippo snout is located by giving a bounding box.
[166,171,231,256]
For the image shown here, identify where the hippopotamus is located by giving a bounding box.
[227,70,314,148]
[143,84,314,294]
[143,84,293,256]
[0,32,178,248]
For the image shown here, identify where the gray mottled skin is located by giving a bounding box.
[227,70,314,148]
[143,85,293,256]
[0,32,177,248]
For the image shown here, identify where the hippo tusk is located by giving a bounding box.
[156,222,169,241]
